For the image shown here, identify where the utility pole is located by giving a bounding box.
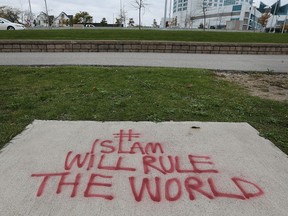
[282,14,287,33]
[120,0,125,27]
[28,0,33,26]
[169,0,172,20]
[254,6,256,32]
[163,0,168,28]
[120,0,122,25]
[44,0,49,27]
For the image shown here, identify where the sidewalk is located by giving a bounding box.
[1,121,288,215]
[1,52,287,73]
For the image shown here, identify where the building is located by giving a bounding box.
[171,0,261,30]
[52,12,73,27]
[170,0,288,31]
[259,1,288,31]
[35,12,54,27]
[35,12,73,28]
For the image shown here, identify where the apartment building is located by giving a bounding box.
[172,0,261,30]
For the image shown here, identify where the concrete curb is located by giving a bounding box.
[0,40,287,55]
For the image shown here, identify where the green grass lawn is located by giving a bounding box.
[0,66,287,155]
[0,29,287,43]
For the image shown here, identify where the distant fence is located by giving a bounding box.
[0,40,287,55]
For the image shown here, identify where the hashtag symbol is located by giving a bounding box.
[113,129,140,142]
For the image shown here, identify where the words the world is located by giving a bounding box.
[31,129,264,202]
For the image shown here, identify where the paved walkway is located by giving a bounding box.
[0,52,287,73]
[1,121,288,215]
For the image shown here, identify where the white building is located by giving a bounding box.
[52,12,73,27]
[35,12,73,28]
[265,3,288,31]
[35,12,49,27]
[171,0,261,30]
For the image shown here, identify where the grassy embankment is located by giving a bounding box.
[0,66,287,154]
[0,29,287,43]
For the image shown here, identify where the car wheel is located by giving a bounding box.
[7,26,15,30]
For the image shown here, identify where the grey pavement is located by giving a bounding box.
[1,120,288,215]
[0,52,287,73]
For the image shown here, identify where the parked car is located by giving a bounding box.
[0,17,25,30]
[85,24,95,28]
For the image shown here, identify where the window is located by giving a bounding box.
[232,5,242,11]
[174,0,189,12]
[224,0,236,6]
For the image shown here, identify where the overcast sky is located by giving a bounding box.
[1,0,286,26]
[1,0,166,25]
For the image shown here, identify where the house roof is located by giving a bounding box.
[54,12,73,20]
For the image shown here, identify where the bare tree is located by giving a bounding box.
[188,7,202,28]
[131,0,149,29]
[189,16,196,28]
[23,10,35,27]
[171,16,177,27]
[193,0,210,30]
[119,5,128,27]
[0,6,21,23]
[202,1,208,31]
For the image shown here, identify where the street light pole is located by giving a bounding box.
[28,0,33,26]
[254,6,256,32]
[120,0,122,26]
[163,0,168,28]
[169,0,172,20]
[44,0,49,27]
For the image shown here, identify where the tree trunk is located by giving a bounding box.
[139,7,141,30]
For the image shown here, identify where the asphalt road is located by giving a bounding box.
[0,52,287,73]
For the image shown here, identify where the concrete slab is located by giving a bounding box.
[0,120,288,216]
[0,53,287,73]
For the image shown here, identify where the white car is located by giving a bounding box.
[0,17,25,30]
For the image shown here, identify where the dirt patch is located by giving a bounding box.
[214,71,288,102]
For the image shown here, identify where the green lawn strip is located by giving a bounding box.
[0,29,287,43]
[0,66,287,155]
